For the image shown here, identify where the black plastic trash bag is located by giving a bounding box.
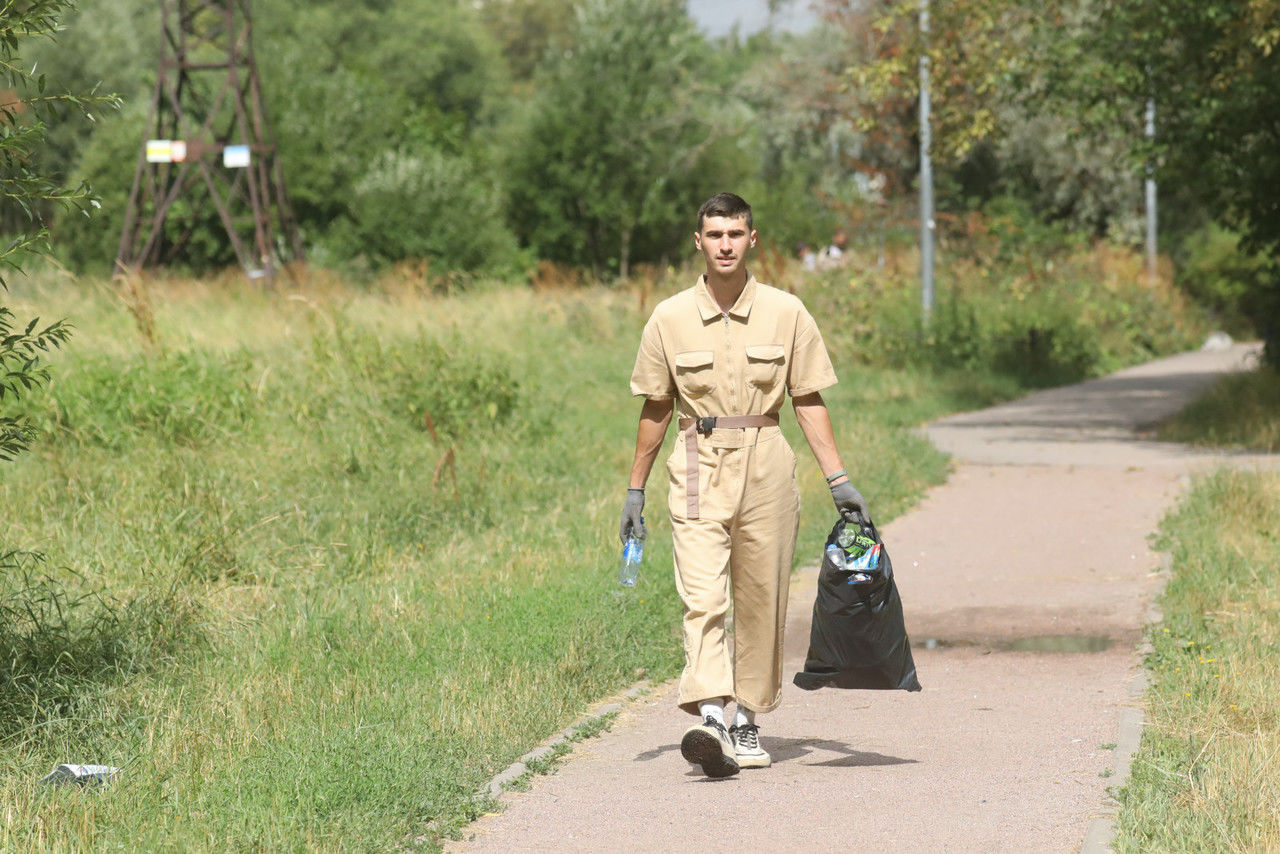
[793,513,922,692]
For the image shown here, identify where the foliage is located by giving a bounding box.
[507,0,745,278]
[768,1,1152,259]
[986,111,1147,243]
[44,0,520,275]
[13,0,155,196]
[1,0,115,460]
[844,0,1035,163]
[475,0,578,82]
[1173,222,1276,336]
[0,548,199,739]
[1056,0,1280,357]
[0,306,72,460]
[0,0,164,753]
[802,222,1206,387]
[335,147,523,273]
[1,0,118,274]
[729,23,897,254]
[259,0,514,273]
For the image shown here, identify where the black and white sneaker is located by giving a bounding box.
[680,716,740,778]
[729,723,771,768]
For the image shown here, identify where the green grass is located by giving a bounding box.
[1115,469,1280,851]
[1158,364,1280,451]
[0,247,1203,851]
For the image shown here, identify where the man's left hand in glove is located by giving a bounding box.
[830,479,869,522]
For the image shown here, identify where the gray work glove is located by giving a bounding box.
[619,488,646,543]
[830,480,870,523]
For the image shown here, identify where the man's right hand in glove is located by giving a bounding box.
[619,487,646,542]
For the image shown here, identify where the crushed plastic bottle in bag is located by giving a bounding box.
[845,542,882,583]
[836,525,876,557]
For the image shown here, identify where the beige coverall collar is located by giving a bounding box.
[695,273,759,322]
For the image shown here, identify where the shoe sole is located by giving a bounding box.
[680,729,740,778]
[736,752,771,769]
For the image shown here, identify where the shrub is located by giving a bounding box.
[1174,222,1271,336]
[800,238,1204,387]
[37,349,258,449]
[331,148,522,275]
[991,299,1104,386]
[307,325,522,439]
[0,549,200,739]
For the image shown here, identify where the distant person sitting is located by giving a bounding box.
[818,229,848,270]
[796,241,817,272]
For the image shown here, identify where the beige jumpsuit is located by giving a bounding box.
[630,275,837,715]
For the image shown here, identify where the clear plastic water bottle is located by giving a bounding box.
[825,543,848,571]
[837,524,875,558]
[619,530,644,587]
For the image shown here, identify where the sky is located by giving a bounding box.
[685,0,819,38]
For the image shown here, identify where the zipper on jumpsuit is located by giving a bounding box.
[715,311,729,497]
[680,305,774,519]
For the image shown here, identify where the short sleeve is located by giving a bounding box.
[629,316,674,399]
[787,305,837,396]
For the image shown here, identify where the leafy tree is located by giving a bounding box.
[507,0,746,278]
[332,147,522,272]
[847,0,1036,163]
[728,17,917,254]
[1,0,115,459]
[255,0,515,270]
[979,105,1148,242]
[49,0,517,274]
[16,0,154,189]
[1054,0,1280,358]
[474,0,578,83]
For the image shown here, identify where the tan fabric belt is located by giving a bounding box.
[676,414,780,520]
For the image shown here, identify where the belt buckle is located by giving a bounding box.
[695,416,717,435]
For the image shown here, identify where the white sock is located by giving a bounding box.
[698,700,725,725]
[732,706,756,728]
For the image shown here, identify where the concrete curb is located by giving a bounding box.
[479,680,659,802]
[1080,553,1172,853]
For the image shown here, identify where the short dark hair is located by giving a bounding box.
[697,192,752,232]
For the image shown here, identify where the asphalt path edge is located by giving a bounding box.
[476,680,662,802]
[1080,553,1172,853]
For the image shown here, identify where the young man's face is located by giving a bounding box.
[695,214,757,280]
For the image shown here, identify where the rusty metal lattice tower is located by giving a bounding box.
[116,0,302,279]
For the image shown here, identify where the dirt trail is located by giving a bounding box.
[451,343,1269,853]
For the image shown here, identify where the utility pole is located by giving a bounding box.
[1144,96,1158,284]
[919,0,936,322]
[116,0,302,280]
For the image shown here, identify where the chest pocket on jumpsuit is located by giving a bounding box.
[745,344,786,390]
[674,350,715,398]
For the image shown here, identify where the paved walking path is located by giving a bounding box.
[452,343,1271,853]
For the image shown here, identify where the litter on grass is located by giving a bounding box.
[40,764,119,786]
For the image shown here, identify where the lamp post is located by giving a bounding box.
[919,0,935,322]
[1144,96,1158,283]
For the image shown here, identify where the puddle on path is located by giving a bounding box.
[920,635,1114,653]
[1002,634,1113,653]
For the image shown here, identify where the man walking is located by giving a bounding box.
[619,192,869,778]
